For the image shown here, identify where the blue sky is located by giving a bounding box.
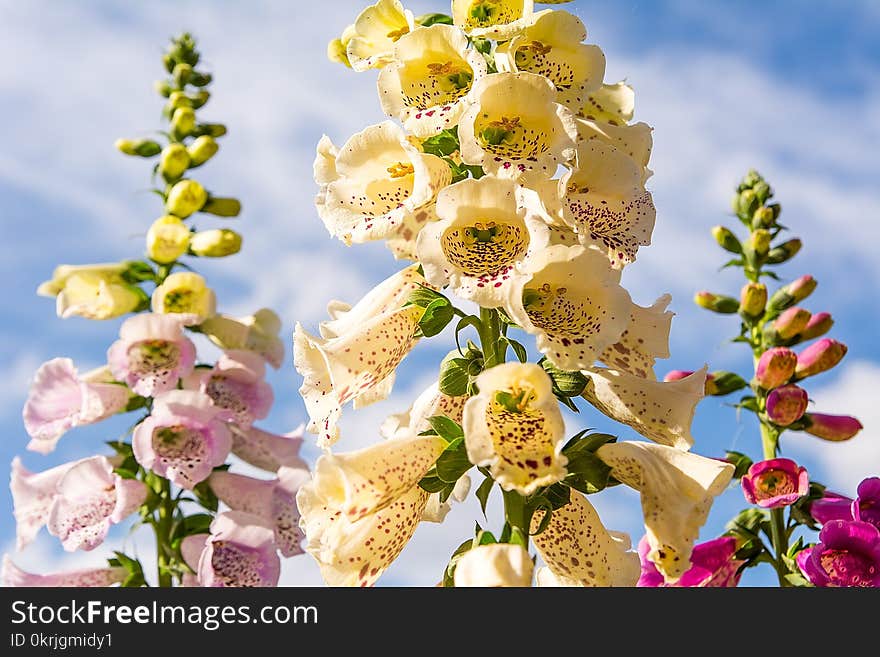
[1,0,878,587]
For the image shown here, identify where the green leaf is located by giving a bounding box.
[420,128,460,157]
[725,507,769,536]
[419,473,449,494]
[719,258,745,271]
[110,552,146,588]
[192,480,219,512]
[724,450,754,479]
[435,437,473,483]
[454,315,482,354]
[173,513,214,540]
[419,298,455,337]
[783,573,811,587]
[123,394,151,412]
[564,451,612,494]
[427,415,464,442]
[563,431,616,455]
[501,337,528,363]
[475,476,494,516]
[438,355,471,397]
[407,285,448,308]
[417,13,455,27]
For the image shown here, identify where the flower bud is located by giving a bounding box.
[190,229,242,257]
[765,238,802,265]
[705,371,748,396]
[802,413,863,442]
[788,275,817,302]
[190,90,210,109]
[800,312,833,340]
[327,38,352,67]
[771,307,811,340]
[146,215,190,264]
[114,138,161,157]
[739,282,767,317]
[171,107,196,138]
[158,143,191,182]
[189,71,213,87]
[752,181,772,204]
[711,226,742,254]
[663,370,694,383]
[747,229,771,257]
[766,384,809,426]
[154,80,172,97]
[151,271,216,321]
[694,291,739,314]
[202,197,241,217]
[795,338,847,380]
[734,189,759,220]
[198,123,227,138]
[165,179,207,218]
[172,62,192,87]
[187,136,219,166]
[754,347,797,390]
[169,90,192,110]
[751,206,775,229]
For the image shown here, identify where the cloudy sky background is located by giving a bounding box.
[1,0,878,587]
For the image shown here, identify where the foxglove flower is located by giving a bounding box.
[810,478,880,531]
[454,543,534,587]
[754,347,797,390]
[796,520,880,588]
[230,424,307,473]
[597,294,672,380]
[452,0,534,40]
[346,0,414,72]
[802,412,863,442]
[38,263,143,320]
[1,554,126,587]
[23,358,129,454]
[11,456,78,549]
[151,272,216,323]
[196,511,281,587]
[637,535,743,587]
[179,533,209,587]
[810,490,856,526]
[795,338,847,380]
[199,308,285,369]
[741,458,808,508]
[765,385,808,426]
[183,350,273,428]
[381,381,468,439]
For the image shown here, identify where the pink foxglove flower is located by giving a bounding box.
[132,390,232,489]
[810,478,880,531]
[795,338,847,380]
[1,554,126,587]
[23,358,129,454]
[179,532,209,587]
[107,313,196,397]
[637,535,743,587]
[47,456,147,551]
[796,520,880,588]
[230,424,308,473]
[802,412,863,441]
[753,347,797,390]
[197,511,281,587]
[10,457,78,549]
[183,350,273,428]
[765,384,809,426]
[741,458,808,508]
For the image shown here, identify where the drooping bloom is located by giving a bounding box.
[463,363,567,494]
[454,543,534,587]
[597,294,672,380]
[297,434,444,586]
[1,554,126,587]
[196,511,281,587]
[183,350,273,429]
[313,122,451,247]
[754,347,797,390]
[47,456,147,552]
[503,244,630,371]
[230,424,308,473]
[637,535,743,588]
[37,263,143,320]
[346,0,415,72]
[765,385,809,427]
[810,478,880,531]
[802,412,863,442]
[151,271,216,323]
[11,457,78,549]
[452,0,534,40]
[197,308,285,369]
[377,24,487,137]
[416,176,550,307]
[459,71,578,181]
[531,491,640,586]
[582,366,707,450]
[796,520,880,588]
[23,358,130,454]
[795,338,848,380]
[596,441,734,581]
[741,458,808,508]
[294,265,426,446]
[132,390,232,489]
[107,313,196,397]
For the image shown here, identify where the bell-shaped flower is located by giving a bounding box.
[531,491,640,586]
[452,0,534,40]
[294,266,427,446]
[417,176,550,307]
[503,244,631,371]
[637,535,743,587]
[107,313,196,397]
[346,0,415,72]
[2,554,126,587]
[454,543,534,587]
[132,390,232,489]
[46,456,147,552]
[297,434,444,586]
[459,72,578,181]
[195,511,281,587]
[23,358,130,454]
[381,381,468,440]
[378,24,487,137]
[38,263,143,321]
[802,412,863,442]
[463,363,567,494]
[559,79,635,126]
[151,272,216,324]
[11,457,80,549]
[582,366,707,450]
[198,308,285,369]
[741,458,809,508]
[230,424,307,473]
[183,350,273,429]
[313,121,451,247]
[797,520,880,588]
[575,118,653,184]
[596,441,734,581]
[598,294,672,380]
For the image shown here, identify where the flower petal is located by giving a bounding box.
[199,511,280,587]
[454,543,534,587]
[2,554,126,587]
[230,424,307,473]
[598,294,672,380]
[10,457,78,550]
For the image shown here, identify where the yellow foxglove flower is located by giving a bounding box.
[198,308,285,369]
[454,543,534,587]
[151,271,216,324]
[37,263,126,298]
[146,215,191,264]
[313,122,451,247]
[596,441,734,581]
[165,179,207,218]
[531,491,640,586]
[576,118,653,183]
[294,266,426,447]
[452,0,534,40]
[347,0,415,72]
[582,366,707,450]
[463,363,566,495]
[38,264,142,320]
[377,24,487,137]
[561,79,635,125]
[189,228,242,257]
[598,294,673,380]
[328,24,358,67]
[503,244,631,371]
[459,72,578,181]
[496,10,605,93]
[416,176,550,308]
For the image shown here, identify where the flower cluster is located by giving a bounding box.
[4,34,308,588]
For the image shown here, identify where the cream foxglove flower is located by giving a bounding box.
[314,122,451,247]
[503,244,631,371]
[459,72,578,181]
[453,543,534,587]
[296,434,444,586]
[452,0,534,40]
[417,176,550,307]
[2,555,126,587]
[294,265,427,447]
[596,441,734,581]
[463,363,566,494]
[576,118,653,183]
[347,0,415,72]
[598,294,673,380]
[560,79,635,126]
[582,366,707,450]
[495,10,605,94]
[198,308,285,369]
[378,24,487,137]
[151,271,216,324]
[531,491,639,586]
[381,381,468,439]
[38,263,143,321]
[385,204,441,261]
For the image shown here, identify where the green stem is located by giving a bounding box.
[478,307,502,368]
[759,422,790,586]
[153,477,175,587]
[501,489,531,549]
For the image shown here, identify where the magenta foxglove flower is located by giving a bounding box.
[765,384,808,426]
[10,456,78,549]
[132,390,232,489]
[230,424,307,473]
[23,358,129,454]
[662,370,694,382]
[741,458,809,508]
[772,307,811,340]
[800,312,833,340]
[810,491,855,525]
[803,412,863,442]
[196,511,280,587]
[107,313,196,397]
[753,347,797,390]
[208,467,310,557]
[797,520,880,587]
[637,535,743,587]
[1,554,126,587]
[795,338,847,380]
[812,478,880,531]
[183,350,273,428]
[47,456,148,551]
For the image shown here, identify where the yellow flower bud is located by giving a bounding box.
[749,229,771,256]
[151,271,216,321]
[739,282,767,317]
[158,143,191,181]
[201,197,241,217]
[189,229,242,257]
[170,107,196,138]
[165,179,207,218]
[38,264,145,320]
[114,138,161,157]
[172,62,192,87]
[187,135,219,166]
[154,80,172,97]
[146,215,191,264]
[169,91,192,109]
[191,90,210,109]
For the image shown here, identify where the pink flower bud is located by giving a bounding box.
[663,370,695,383]
[766,384,809,426]
[754,347,797,390]
[772,307,811,340]
[787,275,817,303]
[803,413,863,442]
[800,312,834,340]
[795,338,847,379]
[741,458,809,508]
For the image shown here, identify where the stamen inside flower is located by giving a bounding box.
[475,114,547,160]
[386,162,415,178]
[485,383,556,479]
[493,384,536,414]
[441,220,528,277]
[523,283,601,340]
[128,340,180,374]
[211,541,267,587]
[400,56,474,108]
[386,26,409,42]
[754,469,796,497]
[819,550,876,587]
